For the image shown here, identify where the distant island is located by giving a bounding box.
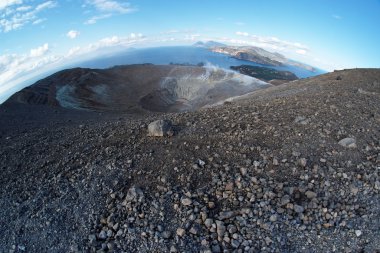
[214,46,285,66]
[169,62,205,67]
[194,41,316,72]
[193,40,227,48]
[230,65,298,84]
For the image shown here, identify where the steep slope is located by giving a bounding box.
[0,69,379,252]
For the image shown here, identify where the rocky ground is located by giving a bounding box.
[0,69,379,252]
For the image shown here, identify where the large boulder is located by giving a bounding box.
[147,119,173,137]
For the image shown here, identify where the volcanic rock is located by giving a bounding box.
[147,119,173,137]
[338,137,357,148]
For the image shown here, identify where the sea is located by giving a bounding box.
[78,46,326,79]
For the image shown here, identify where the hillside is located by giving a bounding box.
[0,69,379,252]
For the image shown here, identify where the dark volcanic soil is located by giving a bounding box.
[0,69,379,252]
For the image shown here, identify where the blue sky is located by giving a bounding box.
[1,0,380,102]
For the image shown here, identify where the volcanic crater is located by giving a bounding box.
[6,64,270,113]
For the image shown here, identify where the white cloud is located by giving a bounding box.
[32,18,46,25]
[0,19,22,32]
[35,1,56,11]
[16,5,31,12]
[332,14,342,20]
[0,1,57,32]
[130,32,143,39]
[84,13,112,24]
[296,49,307,55]
[84,0,135,24]
[88,0,134,13]
[30,43,49,57]
[99,35,120,45]
[67,46,81,57]
[0,0,22,10]
[67,30,80,39]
